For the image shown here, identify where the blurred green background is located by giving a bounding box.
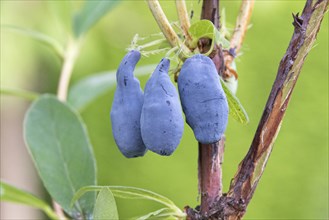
[0,0,328,219]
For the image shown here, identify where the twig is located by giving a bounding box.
[230,0,255,55]
[201,0,220,30]
[53,201,67,220]
[146,0,190,57]
[223,0,254,81]
[57,40,79,101]
[226,0,329,219]
[175,0,192,45]
[197,0,225,216]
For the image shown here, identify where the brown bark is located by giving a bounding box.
[226,0,329,219]
[201,0,220,29]
[198,0,225,216]
[186,0,328,219]
[198,138,225,214]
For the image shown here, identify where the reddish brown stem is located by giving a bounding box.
[201,0,220,29]
[198,0,225,216]
[198,138,225,214]
[187,0,328,219]
[227,0,329,219]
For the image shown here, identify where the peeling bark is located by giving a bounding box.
[227,0,329,219]
[186,0,328,219]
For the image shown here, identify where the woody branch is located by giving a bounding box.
[227,0,328,219]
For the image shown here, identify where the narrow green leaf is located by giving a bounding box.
[2,25,64,58]
[220,78,249,124]
[68,64,157,111]
[162,216,178,220]
[0,87,39,101]
[0,181,57,220]
[133,208,170,220]
[71,186,185,217]
[24,95,97,217]
[73,0,120,37]
[109,186,178,211]
[93,188,118,220]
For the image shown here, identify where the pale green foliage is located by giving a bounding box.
[221,78,249,124]
[24,95,97,217]
[93,188,118,220]
[72,186,186,219]
[73,0,119,37]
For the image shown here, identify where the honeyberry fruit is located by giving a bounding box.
[110,50,147,158]
[141,58,184,156]
[178,54,228,144]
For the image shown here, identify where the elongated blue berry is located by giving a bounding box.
[110,50,147,158]
[178,54,228,144]
[141,58,184,156]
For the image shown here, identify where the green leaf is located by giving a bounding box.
[93,188,118,220]
[47,0,73,33]
[71,186,186,218]
[133,208,170,220]
[188,20,230,52]
[0,87,39,101]
[162,216,178,220]
[0,181,57,220]
[24,94,97,217]
[220,78,249,124]
[188,20,216,49]
[1,25,64,58]
[73,0,120,37]
[68,64,157,111]
[109,186,179,211]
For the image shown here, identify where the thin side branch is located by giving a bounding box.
[229,0,255,55]
[146,0,190,57]
[223,0,254,80]
[227,0,329,219]
[175,0,192,44]
[57,40,79,101]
